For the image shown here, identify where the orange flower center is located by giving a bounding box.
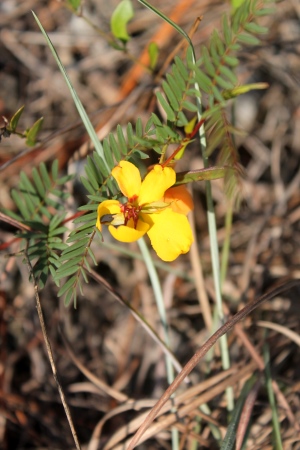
[120,195,141,228]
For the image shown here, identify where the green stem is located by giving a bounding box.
[221,201,233,286]
[138,237,179,450]
[191,46,234,411]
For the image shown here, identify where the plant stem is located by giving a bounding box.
[221,201,233,286]
[24,244,81,450]
[138,237,179,450]
[191,45,234,411]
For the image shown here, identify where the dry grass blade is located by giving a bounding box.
[127,279,300,449]
[88,268,187,378]
[101,364,251,449]
[234,323,299,431]
[60,329,128,403]
[23,244,82,450]
[256,320,300,347]
[236,379,261,450]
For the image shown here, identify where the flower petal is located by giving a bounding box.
[112,161,141,199]
[139,165,176,205]
[108,218,150,243]
[164,185,194,215]
[96,200,121,231]
[142,209,193,261]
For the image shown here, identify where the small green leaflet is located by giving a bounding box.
[25,117,44,147]
[111,0,134,43]
[175,167,226,185]
[9,105,25,132]
[148,42,159,69]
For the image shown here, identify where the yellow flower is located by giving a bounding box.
[96,161,194,261]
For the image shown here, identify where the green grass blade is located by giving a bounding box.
[221,375,257,450]
[264,343,283,450]
[32,11,109,173]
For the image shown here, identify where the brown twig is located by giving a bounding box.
[88,268,188,380]
[127,278,300,449]
[24,243,82,450]
[0,211,32,231]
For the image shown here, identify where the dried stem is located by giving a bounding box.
[24,243,82,450]
[127,278,300,449]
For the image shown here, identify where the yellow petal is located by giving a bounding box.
[108,218,150,243]
[139,165,176,205]
[164,185,194,215]
[112,161,141,199]
[96,200,121,231]
[143,209,193,261]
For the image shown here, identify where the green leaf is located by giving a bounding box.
[148,42,159,69]
[61,238,89,256]
[81,175,96,195]
[64,289,75,307]
[175,166,226,185]
[172,65,186,91]
[9,105,25,132]
[162,80,180,111]
[212,30,225,56]
[174,56,189,81]
[32,167,45,198]
[156,92,176,121]
[110,0,134,43]
[39,163,52,190]
[67,0,81,10]
[51,159,59,180]
[103,138,115,168]
[25,117,44,147]
[56,259,83,277]
[230,0,245,13]
[211,85,225,103]
[165,74,182,102]
[177,111,188,126]
[67,228,94,242]
[73,211,97,223]
[255,8,275,17]
[59,246,87,262]
[117,124,128,155]
[202,46,215,77]
[11,190,29,220]
[192,66,211,93]
[223,55,239,67]
[87,247,97,266]
[48,226,68,237]
[181,100,198,112]
[222,82,269,99]
[93,151,109,178]
[136,118,143,138]
[237,33,260,45]
[132,149,149,159]
[57,275,77,297]
[219,66,237,85]
[222,14,232,45]
[127,122,135,147]
[244,22,268,34]
[78,203,100,211]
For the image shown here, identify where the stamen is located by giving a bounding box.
[121,201,141,228]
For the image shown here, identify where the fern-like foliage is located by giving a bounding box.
[190,0,271,107]
[53,0,275,305]
[7,0,274,305]
[155,0,273,198]
[54,112,186,305]
[3,161,73,288]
